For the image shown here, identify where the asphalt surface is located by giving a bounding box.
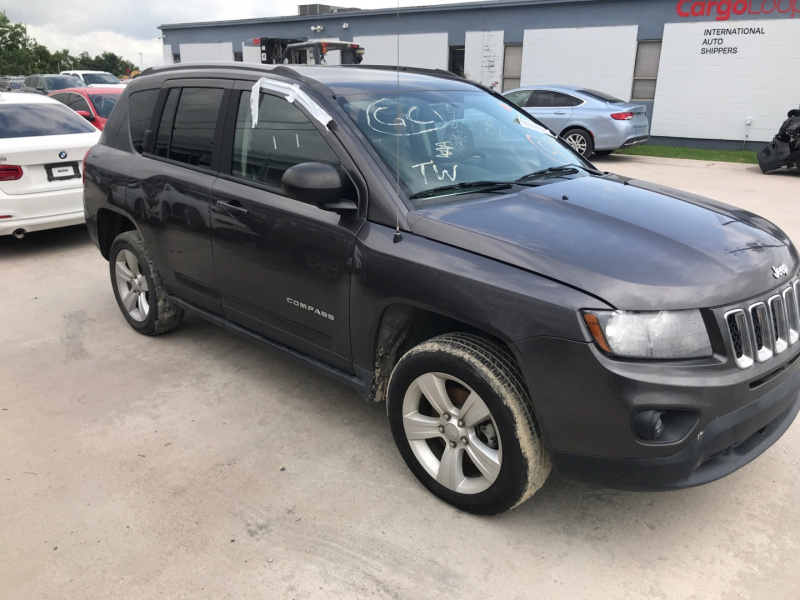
[1,155,798,600]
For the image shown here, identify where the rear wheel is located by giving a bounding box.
[562,128,594,157]
[109,230,183,335]
[387,333,550,514]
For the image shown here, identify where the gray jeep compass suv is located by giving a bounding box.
[83,63,800,514]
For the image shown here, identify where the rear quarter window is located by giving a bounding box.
[0,103,97,138]
[128,89,160,153]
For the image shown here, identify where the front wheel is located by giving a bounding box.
[109,230,184,335]
[387,333,551,514]
[562,128,594,157]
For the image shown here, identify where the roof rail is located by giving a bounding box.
[339,64,465,82]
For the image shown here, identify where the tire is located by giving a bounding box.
[387,333,551,515]
[562,128,594,158]
[593,150,613,156]
[109,230,184,335]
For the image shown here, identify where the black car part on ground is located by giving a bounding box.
[758,108,800,173]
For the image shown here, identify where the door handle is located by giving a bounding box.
[554,111,567,115]
[216,200,248,218]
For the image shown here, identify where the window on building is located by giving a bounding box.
[631,41,662,101]
[231,91,339,190]
[448,46,465,77]
[502,45,522,92]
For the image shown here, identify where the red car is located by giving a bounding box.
[48,87,123,131]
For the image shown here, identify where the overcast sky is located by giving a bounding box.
[5,0,467,71]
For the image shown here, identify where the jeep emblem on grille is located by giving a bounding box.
[772,264,789,279]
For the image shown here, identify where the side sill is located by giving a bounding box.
[167,295,372,400]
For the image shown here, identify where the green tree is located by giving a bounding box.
[0,11,136,77]
[0,11,37,75]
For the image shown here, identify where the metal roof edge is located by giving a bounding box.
[158,0,626,31]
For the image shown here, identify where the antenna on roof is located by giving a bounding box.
[392,0,403,244]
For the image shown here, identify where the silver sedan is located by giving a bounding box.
[503,85,649,157]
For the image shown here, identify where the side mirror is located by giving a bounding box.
[76,110,95,122]
[281,162,356,211]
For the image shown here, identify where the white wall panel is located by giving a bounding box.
[521,26,638,101]
[179,42,233,62]
[354,33,448,69]
[651,20,800,142]
[242,44,262,64]
[464,31,504,87]
[162,45,174,65]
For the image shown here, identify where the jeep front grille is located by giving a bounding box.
[724,279,800,369]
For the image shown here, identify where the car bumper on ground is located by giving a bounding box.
[513,335,800,491]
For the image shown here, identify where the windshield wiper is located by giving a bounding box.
[409,180,512,200]
[516,163,602,182]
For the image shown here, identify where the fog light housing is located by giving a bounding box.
[634,409,666,441]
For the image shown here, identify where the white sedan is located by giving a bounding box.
[0,93,101,238]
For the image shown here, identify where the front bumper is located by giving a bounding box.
[550,370,800,490]
[512,336,800,491]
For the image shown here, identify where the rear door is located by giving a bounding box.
[210,82,365,370]
[133,79,232,315]
[524,90,575,133]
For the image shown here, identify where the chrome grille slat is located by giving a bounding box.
[768,294,788,354]
[787,285,800,345]
[724,277,799,369]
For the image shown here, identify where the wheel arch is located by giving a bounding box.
[368,303,516,405]
[559,124,594,139]
[96,207,137,260]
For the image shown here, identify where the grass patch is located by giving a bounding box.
[615,144,758,164]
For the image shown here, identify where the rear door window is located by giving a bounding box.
[153,87,224,169]
[68,94,92,113]
[530,91,574,107]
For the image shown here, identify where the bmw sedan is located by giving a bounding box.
[503,85,649,157]
[0,93,101,238]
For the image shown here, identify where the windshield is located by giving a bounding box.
[0,103,97,138]
[84,73,121,85]
[338,90,592,206]
[90,93,119,118]
[45,76,86,90]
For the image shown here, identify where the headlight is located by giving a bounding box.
[582,310,712,359]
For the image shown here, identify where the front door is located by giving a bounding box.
[210,85,364,371]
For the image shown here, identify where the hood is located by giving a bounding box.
[409,175,798,310]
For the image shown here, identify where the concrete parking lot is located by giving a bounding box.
[1,155,798,600]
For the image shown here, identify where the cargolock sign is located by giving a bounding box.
[677,0,800,20]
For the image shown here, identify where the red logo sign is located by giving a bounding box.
[677,0,800,20]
